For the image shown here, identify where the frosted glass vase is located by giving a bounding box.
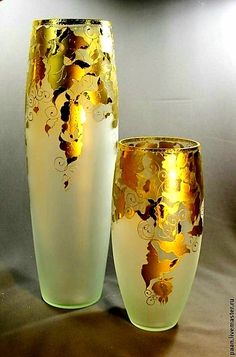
[25,19,118,308]
[112,137,204,331]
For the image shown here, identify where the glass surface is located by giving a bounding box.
[112,136,204,330]
[25,19,118,308]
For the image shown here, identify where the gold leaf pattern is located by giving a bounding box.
[112,137,204,305]
[152,278,173,304]
[157,232,190,257]
[120,150,144,192]
[25,19,118,189]
[112,184,126,221]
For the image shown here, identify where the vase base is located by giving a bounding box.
[41,295,101,309]
[130,320,178,332]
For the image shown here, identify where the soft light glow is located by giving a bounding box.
[101,23,113,53]
[80,106,87,124]
[168,170,177,190]
[163,154,178,192]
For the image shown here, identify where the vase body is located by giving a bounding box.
[25,19,118,308]
[112,137,203,331]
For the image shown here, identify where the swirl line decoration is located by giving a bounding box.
[112,137,204,305]
[25,19,118,189]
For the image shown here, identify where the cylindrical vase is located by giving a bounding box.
[25,19,118,308]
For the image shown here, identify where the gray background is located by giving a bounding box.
[0,0,236,356]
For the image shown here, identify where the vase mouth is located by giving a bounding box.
[118,136,201,152]
[33,18,112,27]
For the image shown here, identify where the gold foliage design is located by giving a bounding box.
[25,19,118,189]
[112,138,204,305]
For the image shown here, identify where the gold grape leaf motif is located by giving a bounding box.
[120,150,144,192]
[26,21,118,189]
[112,141,203,305]
[142,241,177,304]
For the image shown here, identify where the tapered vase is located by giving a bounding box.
[25,19,118,308]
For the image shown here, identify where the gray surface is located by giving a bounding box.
[0,0,236,356]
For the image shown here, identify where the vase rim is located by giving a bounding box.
[33,18,112,27]
[118,136,201,152]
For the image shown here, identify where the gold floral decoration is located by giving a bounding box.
[112,138,204,305]
[25,19,118,189]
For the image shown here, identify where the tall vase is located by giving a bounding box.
[25,19,118,308]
